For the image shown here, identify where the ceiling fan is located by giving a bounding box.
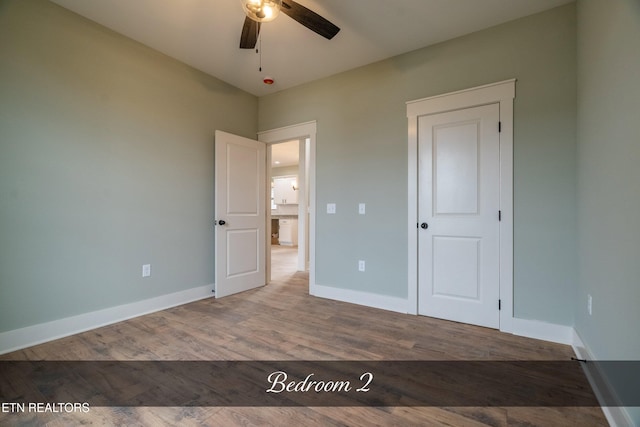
[239,0,340,49]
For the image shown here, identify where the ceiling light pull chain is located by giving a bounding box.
[258,35,262,72]
[257,32,273,85]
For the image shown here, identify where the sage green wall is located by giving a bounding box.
[576,0,640,423]
[259,4,577,324]
[0,0,257,332]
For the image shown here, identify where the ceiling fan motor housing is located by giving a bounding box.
[241,0,282,23]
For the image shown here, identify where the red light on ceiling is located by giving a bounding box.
[263,76,274,85]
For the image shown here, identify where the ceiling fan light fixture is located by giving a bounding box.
[241,0,282,23]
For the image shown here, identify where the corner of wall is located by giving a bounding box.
[572,329,637,427]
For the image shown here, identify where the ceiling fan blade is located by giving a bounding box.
[281,0,340,40]
[240,16,261,49]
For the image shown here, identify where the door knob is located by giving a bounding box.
[218,220,226,226]
[420,222,428,229]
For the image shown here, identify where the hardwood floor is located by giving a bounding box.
[0,259,607,426]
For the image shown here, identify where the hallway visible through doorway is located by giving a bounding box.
[270,244,298,283]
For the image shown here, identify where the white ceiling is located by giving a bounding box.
[51,0,573,96]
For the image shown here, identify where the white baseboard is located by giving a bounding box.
[572,330,636,427]
[310,283,409,314]
[0,284,214,355]
[509,317,574,345]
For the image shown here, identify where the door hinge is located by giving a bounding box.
[499,299,502,310]
[498,121,502,132]
[498,210,502,221]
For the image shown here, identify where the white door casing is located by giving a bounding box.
[407,79,515,333]
[214,130,266,298]
[418,104,500,328]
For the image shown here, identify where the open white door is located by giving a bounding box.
[214,130,266,298]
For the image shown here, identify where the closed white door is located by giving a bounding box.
[418,104,500,328]
[214,130,266,298]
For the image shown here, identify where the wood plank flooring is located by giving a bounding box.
[1,250,607,426]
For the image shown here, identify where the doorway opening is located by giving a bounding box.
[269,139,303,283]
[259,121,316,291]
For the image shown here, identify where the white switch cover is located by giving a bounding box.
[358,203,366,215]
[142,264,151,278]
[358,260,365,272]
[327,203,336,214]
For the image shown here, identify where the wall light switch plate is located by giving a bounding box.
[142,264,151,278]
[358,260,365,272]
[359,203,366,215]
[327,203,336,214]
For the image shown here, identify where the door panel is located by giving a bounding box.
[227,143,260,215]
[434,122,479,215]
[432,236,480,300]
[418,104,500,329]
[215,130,266,298]
[226,229,259,278]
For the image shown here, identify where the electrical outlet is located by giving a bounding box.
[142,264,151,278]
[358,260,365,272]
[587,294,592,316]
[327,203,336,214]
[358,203,366,215]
